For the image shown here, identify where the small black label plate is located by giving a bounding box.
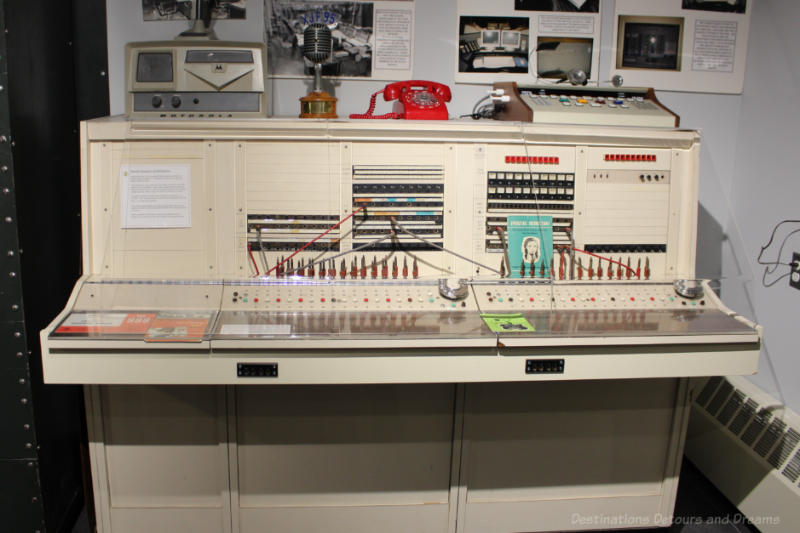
[525,359,565,374]
[237,363,278,378]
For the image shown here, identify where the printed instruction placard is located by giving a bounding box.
[120,164,191,229]
[144,311,215,343]
[55,312,156,335]
[507,215,553,278]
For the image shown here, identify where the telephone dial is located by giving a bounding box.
[350,81,451,120]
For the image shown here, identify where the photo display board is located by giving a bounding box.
[266,0,415,81]
[456,0,602,85]
[611,0,751,93]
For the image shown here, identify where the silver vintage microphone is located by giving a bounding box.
[299,23,338,118]
[304,23,332,91]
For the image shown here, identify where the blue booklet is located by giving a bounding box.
[507,215,553,278]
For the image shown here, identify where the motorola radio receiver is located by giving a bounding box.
[125,40,267,119]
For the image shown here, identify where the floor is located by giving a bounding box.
[70,457,759,533]
[609,458,760,533]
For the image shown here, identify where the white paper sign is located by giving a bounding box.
[538,14,594,35]
[62,312,128,327]
[375,9,413,70]
[692,20,737,73]
[120,164,191,229]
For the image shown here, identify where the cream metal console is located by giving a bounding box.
[42,118,759,533]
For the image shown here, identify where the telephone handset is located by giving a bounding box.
[350,80,451,120]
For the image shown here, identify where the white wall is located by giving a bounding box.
[105,1,799,411]
[720,0,800,408]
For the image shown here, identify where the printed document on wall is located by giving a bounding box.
[120,164,192,229]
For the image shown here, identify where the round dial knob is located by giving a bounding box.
[170,96,182,108]
[407,91,439,108]
[151,95,162,108]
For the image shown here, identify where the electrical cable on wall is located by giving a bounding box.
[757,220,800,288]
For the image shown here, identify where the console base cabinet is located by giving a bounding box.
[86,379,689,533]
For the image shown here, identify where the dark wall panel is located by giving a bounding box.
[1,0,108,531]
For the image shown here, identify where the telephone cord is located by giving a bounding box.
[349,89,400,119]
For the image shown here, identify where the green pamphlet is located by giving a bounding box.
[481,313,535,333]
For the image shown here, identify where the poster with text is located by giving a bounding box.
[266,0,414,80]
[456,0,600,85]
[611,0,751,93]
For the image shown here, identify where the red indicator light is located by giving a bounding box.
[386,298,391,302]
[298,298,303,302]
[276,298,281,302]
[505,155,560,165]
[254,298,259,302]
[321,298,326,302]
[529,297,534,302]
[364,298,369,302]
[606,153,656,162]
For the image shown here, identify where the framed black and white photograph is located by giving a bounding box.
[267,1,375,78]
[212,1,247,19]
[142,1,246,21]
[536,37,593,80]
[682,0,746,14]
[514,0,599,13]
[142,0,195,20]
[617,16,683,71]
[458,16,530,74]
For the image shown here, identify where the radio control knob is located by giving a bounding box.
[151,96,162,108]
[171,96,181,108]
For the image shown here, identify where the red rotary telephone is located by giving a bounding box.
[350,81,451,120]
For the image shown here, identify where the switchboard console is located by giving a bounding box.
[41,118,757,382]
[40,118,759,533]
